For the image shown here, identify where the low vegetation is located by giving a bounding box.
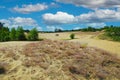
[104,26,120,41]
[70,33,75,39]
[0,40,119,80]
[27,28,38,41]
[98,26,120,41]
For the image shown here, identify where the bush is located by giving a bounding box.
[16,27,26,41]
[9,27,16,41]
[27,28,38,41]
[70,33,75,39]
[104,26,120,41]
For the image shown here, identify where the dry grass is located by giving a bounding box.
[39,32,120,57]
[0,40,120,80]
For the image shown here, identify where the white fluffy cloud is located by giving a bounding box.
[56,0,120,9]
[46,26,56,31]
[0,19,11,27]
[0,17,41,30]
[42,11,75,25]
[46,26,63,31]
[86,23,106,28]
[76,9,120,23]
[9,17,38,27]
[43,9,120,25]
[13,3,48,13]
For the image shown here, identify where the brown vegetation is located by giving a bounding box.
[0,40,120,80]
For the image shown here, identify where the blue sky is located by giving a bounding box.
[0,0,120,31]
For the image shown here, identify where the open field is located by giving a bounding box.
[0,31,120,80]
[39,32,120,57]
[0,39,120,80]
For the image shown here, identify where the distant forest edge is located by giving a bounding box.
[0,22,39,42]
[0,22,120,42]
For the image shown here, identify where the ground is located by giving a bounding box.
[0,31,120,80]
[39,31,120,57]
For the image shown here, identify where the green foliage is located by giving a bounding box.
[0,27,10,42]
[0,21,40,41]
[9,28,16,41]
[70,33,75,39]
[0,22,4,30]
[55,28,62,32]
[16,27,26,41]
[81,27,99,32]
[104,26,120,41]
[27,28,38,41]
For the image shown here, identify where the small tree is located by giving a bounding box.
[16,27,26,41]
[27,28,38,41]
[70,33,75,39]
[0,27,10,42]
[9,27,16,41]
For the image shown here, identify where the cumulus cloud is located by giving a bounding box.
[42,11,75,25]
[46,26,63,31]
[0,17,41,30]
[43,9,120,26]
[36,27,42,31]
[46,26,56,31]
[9,17,38,27]
[56,0,120,9]
[86,23,106,28]
[0,19,11,27]
[13,3,48,13]
[76,9,120,23]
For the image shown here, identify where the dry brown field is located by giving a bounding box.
[0,31,120,80]
[39,32,120,57]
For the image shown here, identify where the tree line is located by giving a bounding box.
[0,22,38,42]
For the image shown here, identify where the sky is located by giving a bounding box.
[0,0,120,31]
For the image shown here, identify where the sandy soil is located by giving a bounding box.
[39,32,120,57]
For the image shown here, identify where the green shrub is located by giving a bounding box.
[27,28,38,41]
[104,26,120,41]
[70,33,75,39]
[16,27,26,41]
[9,27,16,41]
